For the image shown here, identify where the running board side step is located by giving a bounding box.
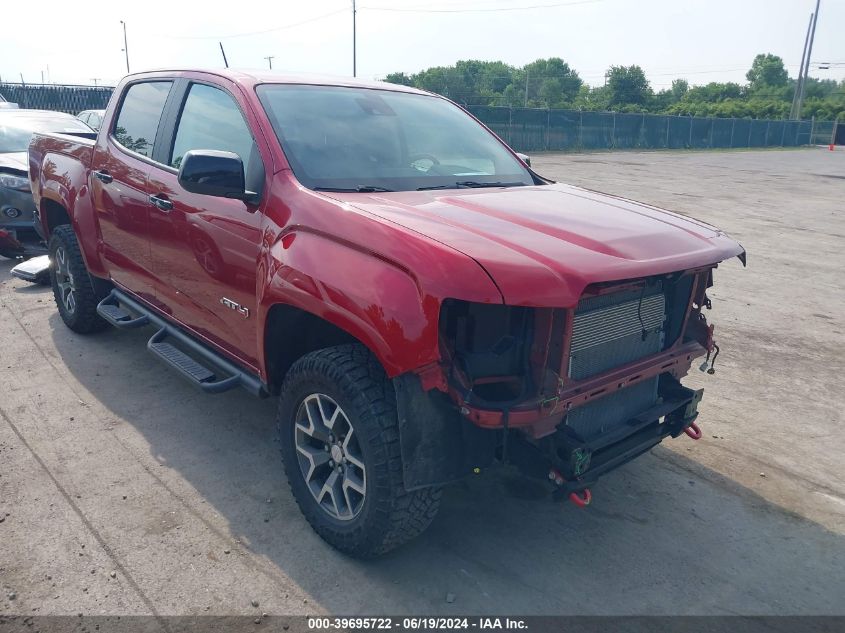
[147,328,241,394]
[97,293,149,328]
[96,290,266,397]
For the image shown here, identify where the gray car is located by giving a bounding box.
[0,109,93,258]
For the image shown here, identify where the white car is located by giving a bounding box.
[77,109,106,131]
[0,93,20,109]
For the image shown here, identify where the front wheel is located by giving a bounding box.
[278,344,442,558]
[49,225,109,334]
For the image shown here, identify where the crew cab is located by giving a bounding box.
[28,69,744,557]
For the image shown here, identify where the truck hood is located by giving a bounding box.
[0,152,28,172]
[333,184,744,307]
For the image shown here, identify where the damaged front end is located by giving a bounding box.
[398,265,723,500]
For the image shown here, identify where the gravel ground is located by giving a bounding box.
[1,147,843,617]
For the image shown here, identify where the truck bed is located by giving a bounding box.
[29,131,96,172]
[28,132,97,234]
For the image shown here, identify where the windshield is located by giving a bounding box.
[0,116,92,153]
[257,84,533,192]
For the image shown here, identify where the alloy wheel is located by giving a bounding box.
[294,393,367,521]
[54,246,77,315]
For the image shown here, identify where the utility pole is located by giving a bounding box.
[219,42,229,68]
[120,21,130,74]
[352,0,357,77]
[796,0,821,121]
[791,12,814,119]
[264,56,274,70]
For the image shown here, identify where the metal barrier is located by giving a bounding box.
[0,83,835,151]
[467,105,835,152]
[0,83,114,114]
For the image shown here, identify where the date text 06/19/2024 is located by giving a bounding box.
[307,618,528,630]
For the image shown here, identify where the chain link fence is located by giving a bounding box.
[467,105,838,152]
[1,83,837,151]
[0,83,114,114]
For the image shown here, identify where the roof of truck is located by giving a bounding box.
[122,69,429,95]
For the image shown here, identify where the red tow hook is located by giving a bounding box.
[549,468,592,508]
[568,489,592,508]
[684,422,702,440]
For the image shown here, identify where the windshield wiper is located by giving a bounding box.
[456,180,526,188]
[314,185,394,193]
[417,181,526,191]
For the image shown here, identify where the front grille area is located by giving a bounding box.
[569,283,666,381]
[564,281,674,441]
[565,377,659,441]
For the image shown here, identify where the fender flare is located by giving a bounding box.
[258,227,444,378]
[37,154,107,277]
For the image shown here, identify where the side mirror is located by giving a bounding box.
[516,152,531,167]
[178,150,256,201]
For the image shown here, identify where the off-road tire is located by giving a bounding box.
[278,344,442,558]
[49,225,109,334]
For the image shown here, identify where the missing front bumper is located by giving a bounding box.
[508,375,703,496]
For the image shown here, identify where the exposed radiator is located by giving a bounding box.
[565,283,667,440]
[569,284,666,381]
[565,377,659,441]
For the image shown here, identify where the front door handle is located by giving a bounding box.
[94,170,113,184]
[149,194,173,212]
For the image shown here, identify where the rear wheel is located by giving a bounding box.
[277,344,442,557]
[49,225,109,334]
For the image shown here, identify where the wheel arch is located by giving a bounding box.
[39,185,108,278]
[263,303,369,395]
[259,227,449,391]
[41,198,71,235]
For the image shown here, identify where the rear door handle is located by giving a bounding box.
[94,170,113,184]
[149,194,173,212]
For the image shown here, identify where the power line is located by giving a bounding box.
[158,8,348,40]
[398,0,575,7]
[360,0,601,13]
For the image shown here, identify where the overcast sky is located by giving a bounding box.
[1,0,842,89]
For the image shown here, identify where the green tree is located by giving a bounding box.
[684,82,743,103]
[538,79,564,107]
[606,65,651,108]
[653,79,690,111]
[521,58,582,106]
[746,53,788,89]
[382,53,840,122]
[384,72,413,86]
[802,78,839,100]
[573,84,610,111]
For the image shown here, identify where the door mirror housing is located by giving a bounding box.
[516,152,531,167]
[177,150,257,202]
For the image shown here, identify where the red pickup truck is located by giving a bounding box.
[29,69,744,557]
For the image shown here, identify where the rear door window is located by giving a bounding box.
[112,81,172,158]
